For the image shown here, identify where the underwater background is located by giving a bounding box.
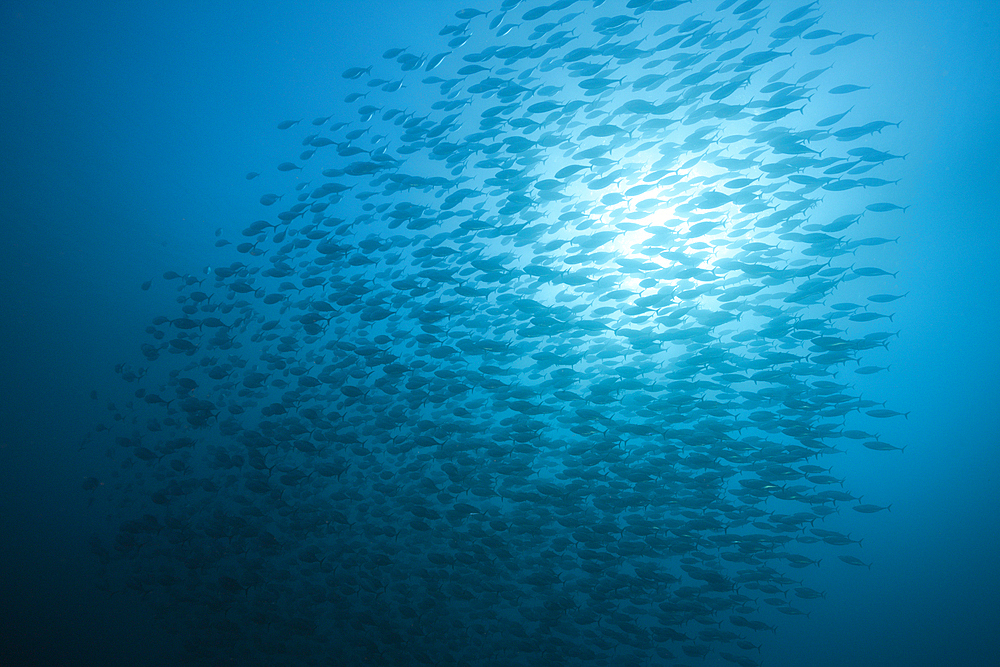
[1,1,997,666]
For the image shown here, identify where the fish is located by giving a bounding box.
[839,555,874,568]
[853,503,892,513]
[88,1,908,665]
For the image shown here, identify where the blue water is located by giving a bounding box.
[1,1,998,666]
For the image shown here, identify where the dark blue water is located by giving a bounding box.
[2,1,997,666]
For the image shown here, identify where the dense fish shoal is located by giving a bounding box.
[86,1,907,665]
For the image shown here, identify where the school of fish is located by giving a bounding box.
[86,0,908,665]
